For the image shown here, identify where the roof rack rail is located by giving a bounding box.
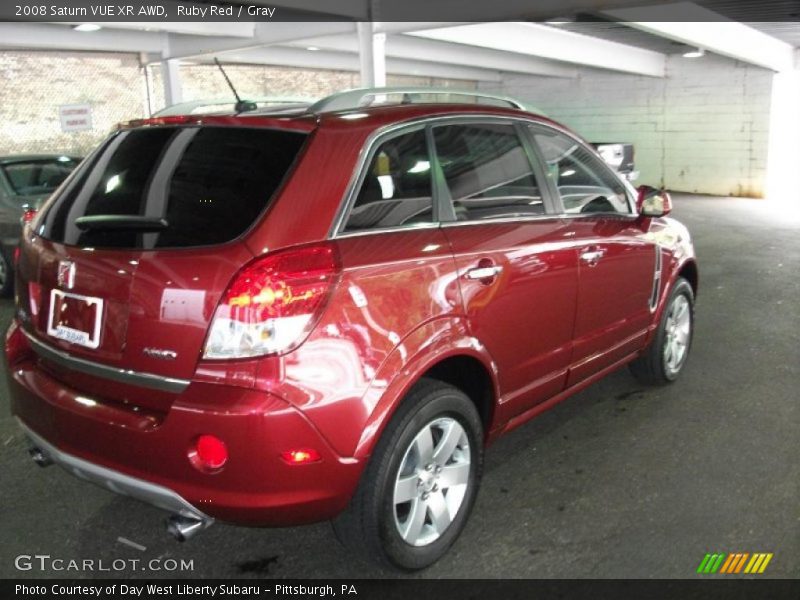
[153,96,314,117]
[308,87,537,114]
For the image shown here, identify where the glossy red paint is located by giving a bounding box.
[442,220,578,420]
[8,334,361,524]
[6,102,697,527]
[565,217,655,385]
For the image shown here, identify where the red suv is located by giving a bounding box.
[5,89,697,570]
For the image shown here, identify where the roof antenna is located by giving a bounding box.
[213,57,256,113]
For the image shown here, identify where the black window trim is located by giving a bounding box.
[33,141,109,234]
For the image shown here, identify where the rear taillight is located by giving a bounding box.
[5,319,31,366]
[21,208,37,225]
[203,243,339,359]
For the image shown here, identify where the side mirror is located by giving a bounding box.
[636,185,672,217]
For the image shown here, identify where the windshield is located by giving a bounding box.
[2,157,80,197]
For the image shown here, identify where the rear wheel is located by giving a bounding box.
[630,277,694,385]
[333,379,483,571]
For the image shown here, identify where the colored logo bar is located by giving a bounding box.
[697,553,773,574]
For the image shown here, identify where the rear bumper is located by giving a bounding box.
[19,418,211,522]
[7,325,364,526]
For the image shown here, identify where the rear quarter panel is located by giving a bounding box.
[259,228,469,458]
[244,121,372,254]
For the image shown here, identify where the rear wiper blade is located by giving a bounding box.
[74,215,168,232]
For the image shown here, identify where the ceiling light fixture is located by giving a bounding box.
[306,46,319,51]
[73,23,102,32]
[683,47,705,58]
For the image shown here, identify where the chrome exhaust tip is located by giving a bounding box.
[166,515,210,542]
[29,447,53,468]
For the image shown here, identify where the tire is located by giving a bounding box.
[0,250,13,298]
[629,277,694,385]
[332,379,483,571]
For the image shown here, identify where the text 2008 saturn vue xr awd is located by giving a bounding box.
[5,89,697,570]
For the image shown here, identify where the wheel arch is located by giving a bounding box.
[420,354,496,436]
[677,258,699,297]
[352,320,501,459]
[643,256,697,349]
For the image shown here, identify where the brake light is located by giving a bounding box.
[5,319,32,366]
[190,434,228,472]
[121,115,197,129]
[21,208,37,225]
[203,243,339,359]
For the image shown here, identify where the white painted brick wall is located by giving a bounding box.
[484,53,773,197]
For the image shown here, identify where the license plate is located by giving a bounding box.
[47,289,104,349]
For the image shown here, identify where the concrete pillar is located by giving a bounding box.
[357,22,386,88]
[162,58,183,106]
[766,68,800,205]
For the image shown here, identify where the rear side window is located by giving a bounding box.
[37,126,306,249]
[342,129,433,233]
[432,123,544,221]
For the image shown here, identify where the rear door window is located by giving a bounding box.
[432,122,545,221]
[37,126,307,249]
[342,129,433,233]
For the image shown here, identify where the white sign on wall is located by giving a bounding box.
[59,104,93,132]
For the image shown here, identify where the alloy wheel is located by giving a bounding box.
[663,294,691,377]
[393,417,471,547]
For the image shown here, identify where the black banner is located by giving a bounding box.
[2,0,800,22]
[4,580,800,600]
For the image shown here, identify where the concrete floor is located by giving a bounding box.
[0,194,797,579]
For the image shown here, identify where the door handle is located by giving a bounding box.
[465,265,503,281]
[580,247,605,267]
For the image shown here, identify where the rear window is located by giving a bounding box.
[37,126,307,249]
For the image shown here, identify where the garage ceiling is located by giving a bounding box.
[746,22,800,46]
[541,20,696,55]
[555,18,800,52]
[699,0,800,22]
[0,0,797,89]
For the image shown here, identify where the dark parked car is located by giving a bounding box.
[0,155,81,295]
[6,89,697,570]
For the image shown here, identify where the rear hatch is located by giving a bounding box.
[18,122,309,410]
